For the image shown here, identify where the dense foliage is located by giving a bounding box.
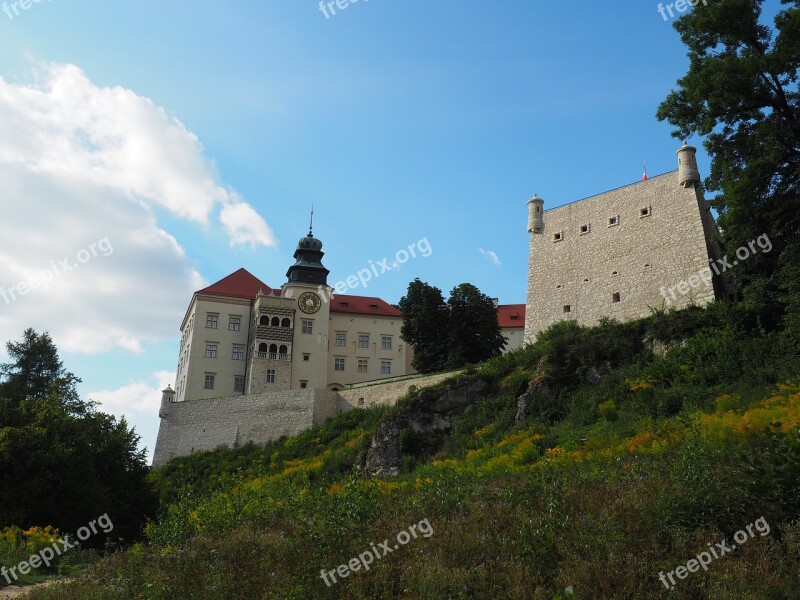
[0,329,157,546]
[400,279,506,373]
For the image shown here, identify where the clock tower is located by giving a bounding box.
[281,220,332,390]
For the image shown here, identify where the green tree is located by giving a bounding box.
[656,0,800,331]
[0,328,64,406]
[399,279,449,373]
[446,283,507,368]
[0,329,156,543]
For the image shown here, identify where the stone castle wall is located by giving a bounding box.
[152,372,460,467]
[152,388,345,468]
[524,170,719,342]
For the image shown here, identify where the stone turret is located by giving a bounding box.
[677,142,701,188]
[159,385,176,418]
[527,193,545,234]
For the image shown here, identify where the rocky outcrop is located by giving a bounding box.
[361,378,488,478]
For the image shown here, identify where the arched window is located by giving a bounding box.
[260,316,269,326]
[281,318,291,328]
[271,317,280,327]
[269,344,278,353]
[279,345,288,355]
[258,343,268,352]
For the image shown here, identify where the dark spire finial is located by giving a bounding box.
[308,206,314,237]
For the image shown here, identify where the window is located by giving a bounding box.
[611,270,619,276]
[271,317,280,327]
[334,357,345,372]
[234,376,245,393]
[358,359,368,373]
[608,216,619,227]
[206,314,218,329]
[232,345,245,360]
[644,263,652,269]
[381,360,391,374]
[266,370,276,384]
[228,316,241,331]
[612,292,621,303]
[302,320,313,334]
[281,318,291,328]
[300,380,308,389]
[205,344,217,358]
[303,353,310,362]
[358,334,369,348]
[553,232,563,242]
[381,336,392,350]
[204,374,215,390]
[336,332,346,346]
[640,206,652,217]
[583,278,590,283]
[259,316,269,326]
[579,224,590,235]
[563,305,571,313]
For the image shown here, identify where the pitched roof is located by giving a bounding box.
[329,294,402,317]
[498,304,526,328]
[196,268,273,299]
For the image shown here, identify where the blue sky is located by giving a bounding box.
[0,1,777,460]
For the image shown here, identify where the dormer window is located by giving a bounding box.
[370,304,378,310]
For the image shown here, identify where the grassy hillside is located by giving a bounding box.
[24,301,800,599]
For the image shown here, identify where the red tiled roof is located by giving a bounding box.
[196,268,273,300]
[498,304,526,328]
[330,294,402,317]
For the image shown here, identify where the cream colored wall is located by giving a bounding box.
[524,171,717,342]
[181,295,252,401]
[282,284,330,390]
[337,370,462,409]
[502,327,525,353]
[326,312,408,388]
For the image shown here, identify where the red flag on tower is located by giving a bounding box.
[642,163,648,181]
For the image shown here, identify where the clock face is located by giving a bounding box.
[298,291,322,314]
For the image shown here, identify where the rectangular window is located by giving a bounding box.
[335,332,347,346]
[334,357,345,372]
[579,224,590,235]
[205,344,218,358]
[234,376,245,393]
[204,374,215,390]
[640,206,652,217]
[358,334,369,348]
[303,353,310,361]
[300,380,308,389]
[206,314,218,329]
[302,320,313,334]
[381,336,392,350]
[266,370,276,384]
[612,292,621,303]
[563,305,571,313]
[358,359,368,373]
[381,360,391,375]
[608,216,620,227]
[228,316,241,331]
[232,345,245,361]
[553,232,563,242]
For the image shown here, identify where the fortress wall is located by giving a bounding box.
[525,171,717,342]
[153,389,337,467]
[337,371,461,409]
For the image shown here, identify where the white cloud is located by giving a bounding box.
[479,248,502,267]
[89,370,175,421]
[0,61,272,353]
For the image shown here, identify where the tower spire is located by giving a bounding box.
[308,206,314,237]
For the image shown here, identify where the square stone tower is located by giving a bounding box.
[524,144,723,343]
